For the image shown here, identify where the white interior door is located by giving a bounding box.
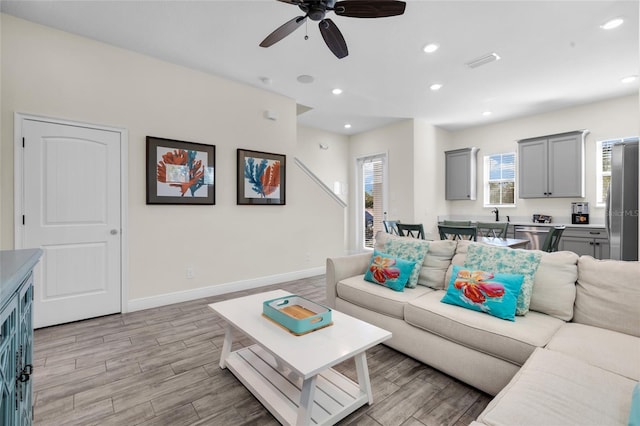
[19,117,122,328]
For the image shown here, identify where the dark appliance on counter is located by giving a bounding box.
[607,139,638,261]
[571,202,589,224]
[532,214,552,223]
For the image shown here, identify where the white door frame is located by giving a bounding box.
[13,112,129,314]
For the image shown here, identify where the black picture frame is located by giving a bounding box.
[146,136,215,205]
[237,149,286,205]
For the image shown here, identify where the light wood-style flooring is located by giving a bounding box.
[33,276,491,425]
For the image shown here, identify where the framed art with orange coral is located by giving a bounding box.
[146,136,215,205]
[237,149,286,205]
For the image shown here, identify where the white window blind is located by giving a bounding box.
[360,155,386,248]
[484,152,516,206]
[596,136,638,206]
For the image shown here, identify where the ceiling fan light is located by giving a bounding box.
[600,18,624,30]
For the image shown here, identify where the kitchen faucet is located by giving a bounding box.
[491,208,500,222]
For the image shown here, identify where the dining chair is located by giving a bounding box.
[396,223,425,239]
[541,226,566,252]
[476,222,509,239]
[443,220,472,226]
[438,225,477,241]
[383,220,401,236]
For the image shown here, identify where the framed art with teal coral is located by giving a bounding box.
[237,149,286,205]
[146,136,215,205]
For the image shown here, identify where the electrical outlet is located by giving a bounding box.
[186,267,194,279]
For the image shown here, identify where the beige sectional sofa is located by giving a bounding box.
[326,232,640,425]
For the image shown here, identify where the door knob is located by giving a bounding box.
[110,229,118,235]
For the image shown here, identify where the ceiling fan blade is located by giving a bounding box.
[319,19,348,59]
[334,0,406,18]
[276,0,304,4]
[260,16,307,47]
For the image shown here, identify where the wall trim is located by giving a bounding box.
[127,266,325,312]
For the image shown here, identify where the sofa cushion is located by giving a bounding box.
[405,291,564,365]
[574,256,640,337]
[364,250,416,291]
[463,243,542,316]
[527,250,578,321]
[452,244,578,321]
[476,348,637,426]
[382,237,429,288]
[375,232,456,290]
[336,274,433,319]
[546,322,640,381]
[441,265,524,321]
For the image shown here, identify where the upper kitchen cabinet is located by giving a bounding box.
[445,147,479,200]
[518,130,588,198]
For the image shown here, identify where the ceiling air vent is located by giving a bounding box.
[466,52,501,69]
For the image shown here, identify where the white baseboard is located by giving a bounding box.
[126,266,325,313]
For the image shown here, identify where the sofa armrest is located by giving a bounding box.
[326,252,371,308]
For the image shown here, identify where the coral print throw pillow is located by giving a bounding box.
[441,265,524,321]
[364,250,416,292]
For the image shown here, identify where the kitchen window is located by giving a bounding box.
[484,152,516,207]
[596,136,638,207]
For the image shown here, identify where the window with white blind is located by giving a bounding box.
[484,153,516,207]
[596,136,638,206]
[357,154,387,249]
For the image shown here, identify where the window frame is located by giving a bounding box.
[483,152,517,208]
[355,152,388,250]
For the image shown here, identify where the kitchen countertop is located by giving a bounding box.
[440,216,605,229]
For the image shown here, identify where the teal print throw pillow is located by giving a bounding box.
[364,250,416,292]
[464,243,542,315]
[383,239,429,288]
[441,265,525,321]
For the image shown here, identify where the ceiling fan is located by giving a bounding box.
[260,0,406,59]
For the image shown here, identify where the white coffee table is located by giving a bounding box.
[209,289,391,426]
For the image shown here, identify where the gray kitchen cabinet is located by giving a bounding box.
[518,131,588,198]
[559,228,609,259]
[445,147,478,200]
[0,249,42,426]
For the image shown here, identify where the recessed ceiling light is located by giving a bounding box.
[423,43,439,53]
[429,83,443,91]
[332,88,343,95]
[482,111,492,116]
[600,18,624,30]
[621,75,637,84]
[297,74,314,84]
[344,124,352,129]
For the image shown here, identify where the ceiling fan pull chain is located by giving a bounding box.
[304,19,309,40]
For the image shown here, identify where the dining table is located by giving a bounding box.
[479,236,529,249]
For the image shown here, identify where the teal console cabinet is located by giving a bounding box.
[0,249,42,426]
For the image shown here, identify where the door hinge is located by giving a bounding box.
[22,137,25,148]
[22,215,25,225]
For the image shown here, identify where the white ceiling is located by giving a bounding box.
[2,0,638,135]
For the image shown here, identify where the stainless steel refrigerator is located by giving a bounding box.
[607,140,639,261]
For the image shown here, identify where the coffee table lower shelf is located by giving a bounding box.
[225,345,368,426]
